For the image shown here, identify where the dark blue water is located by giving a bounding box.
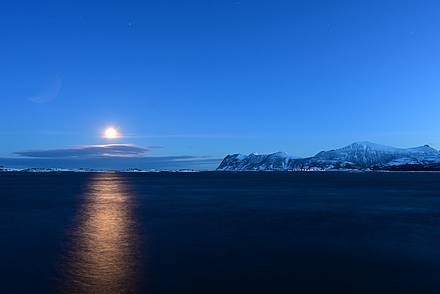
[1,172,440,293]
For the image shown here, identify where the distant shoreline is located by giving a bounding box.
[3,168,440,173]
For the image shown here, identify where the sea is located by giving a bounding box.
[1,171,439,293]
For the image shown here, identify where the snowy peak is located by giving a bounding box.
[341,141,400,152]
[311,141,403,168]
[407,145,439,154]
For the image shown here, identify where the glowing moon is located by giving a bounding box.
[103,127,120,139]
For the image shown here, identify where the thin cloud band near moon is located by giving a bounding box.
[14,144,153,158]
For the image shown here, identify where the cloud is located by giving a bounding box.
[9,144,221,170]
[15,144,149,158]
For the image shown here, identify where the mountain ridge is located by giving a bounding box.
[217,141,440,171]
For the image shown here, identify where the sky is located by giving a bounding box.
[2,0,440,169]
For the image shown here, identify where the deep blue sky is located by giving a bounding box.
[2,0,440,168]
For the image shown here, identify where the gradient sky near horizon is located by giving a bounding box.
[2,0,440,169]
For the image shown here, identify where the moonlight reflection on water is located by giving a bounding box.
[62,173,141,293]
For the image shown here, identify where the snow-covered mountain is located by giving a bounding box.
[218,152,299,171]
[217,142,440,171]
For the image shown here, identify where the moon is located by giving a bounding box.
[103,127,120,139]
